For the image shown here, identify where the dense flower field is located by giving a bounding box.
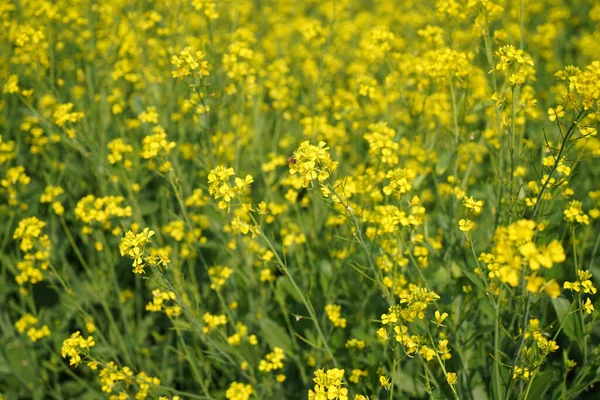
[2,0,600,399]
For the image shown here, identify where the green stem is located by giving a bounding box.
[494,288,504,400]
[530,110,585,221]
[504,295,531,400]
[327,184,391,303]
[249,213,338,367]
[424,322,460,400]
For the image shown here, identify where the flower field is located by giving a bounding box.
[2,0,600,399]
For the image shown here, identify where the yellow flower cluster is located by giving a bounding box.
[107,138,134,165]
[478,220,564,297]
[0,135,16,165]
[192,0,218,20]
[12,217,51,290]
[349,369,368,383]
[1,166,30,207]
[141,131,176,159]
[207,165,254,210]
[61,331,96,366]
[308,368,348,400]
[227,322,257,346]
[513,366,533,381]
[3,0,600,398]
[365,26,396,60]
[399,286,441,322]
[13,216,46,253]
[99,362,133,393]
[20,116,56,155]
[367,199,425,237]
[98,362,160,399]
[119,228,158,274]
[427,48,474,85]
[377,286,447,363]
[222,34,257,92]
[288,141,338,188]
[3,74,19,93]
[459,195,484,233]
[208,265,233,291]
[513,320,560,382]
[564,270,597,314]
[202,312,227,333]
[185,188,209,207]
[492,45,535,85]
[15,314,50,342]
[556,61,600,110]
[345,338,366,351]
[225,382,253,400]
[162,220,185,241]
[564,200,589,225]
[363,122,399,166]
[171,47,209,80]
[52,102,84,128]
[146,289,181,317]
[383,168,416,196]
[74,195,132,231]
[258,347,285,372]
[40,185,64,215]
[138,107,159,124]
[325,304,347,328]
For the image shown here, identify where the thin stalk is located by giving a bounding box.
[424,322,460,400]
[249,213,338,367]
[327,184,391,303]
[530,110,585,221]
[494,288,504,400]
[504,295,531,400]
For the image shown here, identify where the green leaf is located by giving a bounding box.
[259,318,293,354]
[453,261,485,293]
[276,277,304,304]
[551,297,582,341]
[139,200,160,216]
[394,368,425,396]
[526,370,555,400]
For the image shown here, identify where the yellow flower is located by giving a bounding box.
[379,375,391,388]
[433,310,449,327]
[419,345,436,361]
[258,347,285,372]
[447,372,458,385]
[583,298,594,314]
[381,312,398,325]
[325,304,347,328]
[172,47,210,79]
[289,141,338,187]
[61,331,96,366]
[225,382,253,400]
[119,228,156,274]
[459,218,474,232]
[141,131,176,159]
[309,368,347,400]
[3,74,19,93]
[463,196,484,214]
[547,106,564,122]
[208,265,233,290]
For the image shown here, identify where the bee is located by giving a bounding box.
[287,156,297,165]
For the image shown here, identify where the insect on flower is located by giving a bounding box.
[287,156,297,165]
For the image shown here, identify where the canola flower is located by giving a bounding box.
[2,0,600,399]
[119,228,159,274]
[308,368,348,400]
[288,141,338,188]
[15,314,50,342]
[61,331,96,366]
